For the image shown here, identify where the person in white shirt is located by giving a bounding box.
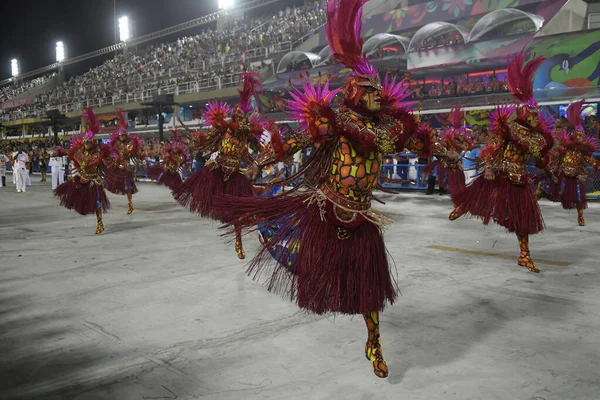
[49,147,68,190]
[15,151,28,193]
[0,151,8,187]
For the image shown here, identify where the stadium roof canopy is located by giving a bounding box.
[363,33,410,56]
[277,51,321,74]
[315,45,332,66]
[468,8,544,42]
[407,22,470,52]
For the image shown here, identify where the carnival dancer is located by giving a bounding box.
[549,100,600,226]
[49,146,67,190]
[214,0,459,379]
[146,130,190,191]
[105,109,144,214]
[55,108,116,234]
[449,51,555,273]
[173,66,270,259]
[425,109,474,195]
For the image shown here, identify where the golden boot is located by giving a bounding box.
[95,209,105,235]
[127,192,134,214]
[577,209,585,226]
[363,311,389,378]
[517,234,539,273]
[235,226,245,260]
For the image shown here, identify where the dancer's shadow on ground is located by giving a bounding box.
[382,289,578,385]
[0,289,142,400]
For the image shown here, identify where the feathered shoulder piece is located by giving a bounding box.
[326,0,376,80]
[203,100,232,129]
[285,72,340,138]
[566,100,585,129]
[489,104,517,139]
[238,64,262,114]
[556,129,598,153]
[507,50,545,106]
[380,72,415,114]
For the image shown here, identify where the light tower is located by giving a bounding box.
[119,16,131,42]
[11,59,19,78]
[56,41,65,62]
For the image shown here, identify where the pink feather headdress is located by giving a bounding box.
[115,108,129,133]
[238,63,263,114]
[83,107,99,140]
[566,100,585,130]
[326,0,378,85]
[507,50,545,107]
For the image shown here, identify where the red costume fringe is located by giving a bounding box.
[54,176,110,215]
[446,167,466,192]
[560,175,586,210]
[146,165,162,181]
[451,173,544,235]
[172,167,253,222]
[214,192,397,315]
[147,165,183,191]
[105,168,138,195]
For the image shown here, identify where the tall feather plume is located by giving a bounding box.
[238,63,263,114]
[83,107,99,139]
[448,107,463,129]
[115,108,128,132]
[507,50,545,105]
[326,0,376,77]
[566,100,585,128]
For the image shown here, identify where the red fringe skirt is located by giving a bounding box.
[147,166,183,191]
[54,176,110,215]
[214,192,398,315]
[560,175,586,210]
[451,173,544,235]
[172,166,253,223]
[105,167,138,195]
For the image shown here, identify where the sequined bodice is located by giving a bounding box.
[493,123,548,184]
[219,130,249,160]
[113,139,136,168]
[74,148,104,183]
[328,136,381,203]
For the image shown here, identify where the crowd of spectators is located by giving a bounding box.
[1,1,326,121]
[410,73,508,100]
[0,73,57,103]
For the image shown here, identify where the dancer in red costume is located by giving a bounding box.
[548,100,600,226]
[214,0,459,379]
[55,108,116,235]
[147,130,190,191]
[173,66,270,259]
[424,108,473,195]
[449,51,555,273]
[105,109,145,214]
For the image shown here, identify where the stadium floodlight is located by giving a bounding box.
[218,0,234,10]
[11,59,19,77]
[119,16,131,42]
[56,41,65,62]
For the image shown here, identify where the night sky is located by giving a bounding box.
[0,0,220,80]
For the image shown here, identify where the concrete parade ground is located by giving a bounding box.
[1,180,599,400]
